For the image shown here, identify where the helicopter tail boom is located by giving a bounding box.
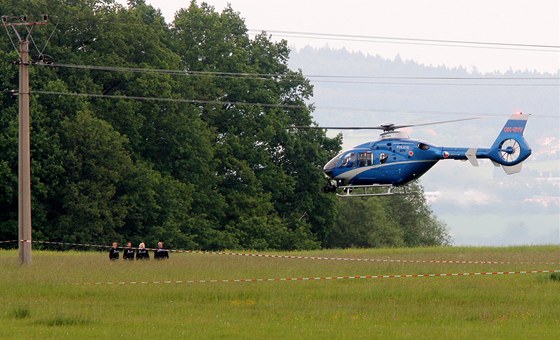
[441,113,531,174]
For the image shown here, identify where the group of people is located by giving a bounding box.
[109,241,169,261]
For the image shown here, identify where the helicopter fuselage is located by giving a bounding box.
[320,113,531,195]
[324,137,461,187]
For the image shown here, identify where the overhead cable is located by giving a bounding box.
[30,90,558,118]
[250,29,560,52]
[34,63,559,86]
[32,90,305,109]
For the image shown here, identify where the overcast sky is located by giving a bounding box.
[144,0,559,73]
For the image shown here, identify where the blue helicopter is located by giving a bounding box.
[308,113,531,197]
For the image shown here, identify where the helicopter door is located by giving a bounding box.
[357,152,372,167]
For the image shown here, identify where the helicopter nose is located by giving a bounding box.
[323,156,338,177]
[323,166,334,178]
[323,163,336,179]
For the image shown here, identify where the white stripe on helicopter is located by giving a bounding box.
[335,160,438,181]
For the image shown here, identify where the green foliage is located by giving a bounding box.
[328,184,452,248]
[329,197,403,248]
[45,111,132,243]
[0,0,449,249]
[387,182,452,246]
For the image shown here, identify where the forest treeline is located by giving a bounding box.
[0,0,450,250]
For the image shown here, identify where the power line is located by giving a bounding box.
[36,62,276,79]
[48,14,559,50]
[34,63,559,86]
[306,75,559,80]
[313,106,559,119]
[31,90,558,118]
[32,90,306,109]
[250,29,560,52]
[308,80,558,87]
[48,17,559,52]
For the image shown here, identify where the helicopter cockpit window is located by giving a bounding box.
[340,152,355,168]
[357,152,372,167]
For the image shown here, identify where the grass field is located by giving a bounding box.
[1,246,559,338]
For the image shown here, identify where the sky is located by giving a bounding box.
[144,0,560,73]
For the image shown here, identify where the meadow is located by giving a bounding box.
[1,246,559,338]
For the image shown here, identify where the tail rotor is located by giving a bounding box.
[488,112,531,174]
[498,138,521,163]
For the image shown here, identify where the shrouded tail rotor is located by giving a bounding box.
[487,113,531,174]
[498,138,521,163]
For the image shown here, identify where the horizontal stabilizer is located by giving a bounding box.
[466,148,478,167]
[502,163,522,175]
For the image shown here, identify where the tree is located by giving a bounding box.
[118,160,196,249]
[325,183,451,248]
[387,182,452,246]
[0,51,19,242]
[327,197,403,248]
[171,2,340,249]
[40,111,131,243]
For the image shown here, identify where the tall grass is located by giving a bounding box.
[1,246,559,338]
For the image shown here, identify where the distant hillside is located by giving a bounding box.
[289,47,558,135]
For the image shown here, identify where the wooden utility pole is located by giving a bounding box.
[2,15,48,264]
[18,37,32,264]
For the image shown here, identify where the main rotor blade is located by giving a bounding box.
[290,126,385,130]
[290,117,480,131]
[388,117,481,130]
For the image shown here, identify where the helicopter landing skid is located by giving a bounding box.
[336,184,409,197]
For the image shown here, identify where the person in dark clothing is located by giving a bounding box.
[136,242,149,260]
[123,241,135,260]
[154,241,169,260]
[109,242,119,261]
